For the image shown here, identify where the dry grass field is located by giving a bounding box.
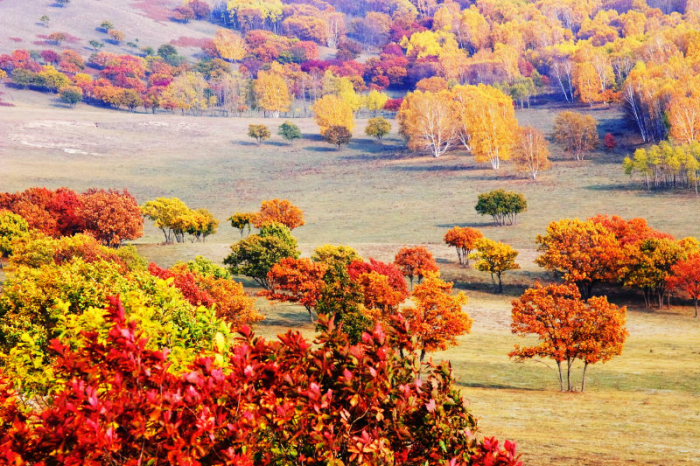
[2,87,699,465]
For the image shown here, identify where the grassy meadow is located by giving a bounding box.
[2,88,700,465]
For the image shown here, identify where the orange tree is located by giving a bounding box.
[399,274,473,362]
[510,283,628,392]
[263,257,328,320]
[252,198,305,230]
[536,219,622,298]
[444,226,483,266]
[394,246,440,288]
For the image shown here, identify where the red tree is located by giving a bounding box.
[668,254,700,318]
[78,188,143,246]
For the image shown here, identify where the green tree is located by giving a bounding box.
[248,124,271,144]
[475,190,527,226]
[59,86,82,106]
[278,121,302,143]
[229,212,255,237]
[365,117,392,141]
[224,223,300,289]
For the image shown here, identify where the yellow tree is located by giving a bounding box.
[312,94,355,136]
[458,84,519,169]
[161,72,210,113]
[213,29,247,62]
[398,90,458,158]
[471,238,520,293]
[254,70,292,117]
[513,126,552,180]
[364,90,389,115]
[669,81,700,144]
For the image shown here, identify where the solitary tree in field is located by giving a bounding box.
[553,111,599,160]
[109,29,126,44]
[511,283,628,392]
[470,238,520,293]
[39,15,50,27]
[278,121,301,144]
[248,124,271,144]
[513,126,551,180]
[475,190,527,226]
[324,126,352,149]
[444,226,483,267]
[365,117,391,141]
[394,246,439,288]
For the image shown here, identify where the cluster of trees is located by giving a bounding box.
[0,194,523,464]
[536,215,700,311]
[0,187,143,247]
[142,197,219,243]
[624,140,700,192]
[398,84,599,173]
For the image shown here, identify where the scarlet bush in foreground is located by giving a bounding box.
[0,297,522,466]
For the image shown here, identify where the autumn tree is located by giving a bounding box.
[78,189,143,246]
[398,90,457,158]
[536,219,622,298]
[511,283,628,392]
[471,238,520,293]
[454,85,520,170]
[619,238,687,309]
[278,121,301,143]
[513,127,551,180]
[254,70,292,117]
[553,111,599,160]
[213,29,247,62]
[229,212,255,237]
[312,244,362,268]
[400,274,473,361]
[0,211,30,258]
[348,257,409,307]
[313,94,355,136]
[248,124,271,144]
[365,117,391,141]
[475,190,527,226]
[444,226,484,267]
[142,197,192,244]
[324,125,352,149]
[59,85,82,107]
[262,257,327,319]
[252,198,305,230]
[224,223,300,289]
[394,246,440,288]
[668,254,700,318]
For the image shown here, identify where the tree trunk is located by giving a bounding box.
[497,272,503,294]
[556,361,564,391]
[694,298,698,318]
[581,361,588,392]
[566,358,573,391]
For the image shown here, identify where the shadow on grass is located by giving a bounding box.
[389,163,481,173]
[456,381,545,391]
[307,146,337,152]
[452,280,530,297]
[259,311,311,328]
[437,221,495,228]
[237,141,258,146]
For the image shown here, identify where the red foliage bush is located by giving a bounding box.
[0,296,523,466]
